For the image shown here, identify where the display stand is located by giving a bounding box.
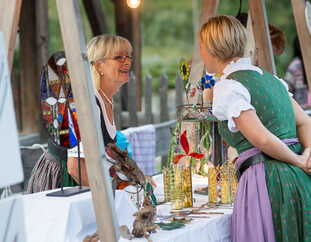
[40,51,89,197]
[46,143,90,197]
[174,104,222,196]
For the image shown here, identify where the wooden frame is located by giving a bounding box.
[291,0,311,89]
[55,0,119,241]
[0,0,22,72]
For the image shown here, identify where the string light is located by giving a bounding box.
[127,0,141,8]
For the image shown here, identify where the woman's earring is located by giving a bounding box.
[100,73,103,76]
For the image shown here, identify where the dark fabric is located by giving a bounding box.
[237,150,301,181]
[47,139,78,187]
[95,96,116,146]
[47,139,67,164]
[26,150,60,194]
[26,140,78,194]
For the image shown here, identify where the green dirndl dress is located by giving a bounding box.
[218,69,311,241]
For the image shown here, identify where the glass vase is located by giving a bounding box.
[162,166,171,202]
[182,164,193,208]
[208,161,238,204]
[170,165,183,210]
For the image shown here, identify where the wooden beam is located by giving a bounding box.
[188,0,219,104]
[35,0,49,78]
[0,0,22,72]
[132,6,142,110]
[35,0,49,139]
[248,0,276,75]
[243,12,257,64]
[19,0,40,134]
[56,1,120,241]
[82,0,109,36]
[113,0,133,111]
[291,0,311,90]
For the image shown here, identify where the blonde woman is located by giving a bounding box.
[67,34,133,185]
[68,34,155,188]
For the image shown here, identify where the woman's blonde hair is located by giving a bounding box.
[199,15,247,62]
[86,34,132,90]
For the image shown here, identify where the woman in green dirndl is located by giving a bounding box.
[199,15,311,241]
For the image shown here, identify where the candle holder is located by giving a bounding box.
[182,164,192,208]
[163,164,193,209]
[207,161,238,204]
[170,165,183,210]
[163,167,171,202]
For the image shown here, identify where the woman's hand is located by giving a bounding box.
[298,148,311,175]
[303,148,311,175]
[145,176,157,187]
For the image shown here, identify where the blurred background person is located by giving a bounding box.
[284,36,311,109]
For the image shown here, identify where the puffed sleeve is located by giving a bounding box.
[212,79,255,132]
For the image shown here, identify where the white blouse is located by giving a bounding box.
[67,90,116,158]
[212,58,292,133]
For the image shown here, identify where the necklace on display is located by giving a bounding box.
[99,88,113,107]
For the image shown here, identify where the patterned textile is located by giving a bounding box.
[26,142,78,194]
[121,124,156,176]
[26,150,60,194]
[284,57,311,109]
[217,69,311,241]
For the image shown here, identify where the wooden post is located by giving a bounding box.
[82,0,109,36]
[160,72,169,122]
[128,71,138,126]
[291,0,311,89]
[175,72,184,107]
[248,0,276,75]
[132,5,142,111]
[243,12,257,64]
[36,0,49,140]
[113,0,132,111]
[56,1,119,241]
[144,71,153,124]
[0,0,22,72]
[113,90,122,130]
[192,0,200,43]
[19,0,40,134]
[188,0,219,104]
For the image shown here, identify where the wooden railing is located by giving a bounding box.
[114,71,184,129]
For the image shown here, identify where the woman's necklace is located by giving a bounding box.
[98,88,113,107]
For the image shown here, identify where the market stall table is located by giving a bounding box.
[22,189,136,242]
[23,174,233,242]
[136,174,233,242]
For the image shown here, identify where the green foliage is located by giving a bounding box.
[47,0,94,54]
[141,0,194,91]
[140,0,298,89]
[14,0,298,91]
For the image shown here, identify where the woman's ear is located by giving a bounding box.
[94,60,103,74]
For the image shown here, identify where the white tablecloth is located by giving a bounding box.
[119,174,232,242]
[23,175,232,242]
[23,189,136,242]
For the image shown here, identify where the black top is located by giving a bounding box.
[95,97,117,146]
[48,138,67,162]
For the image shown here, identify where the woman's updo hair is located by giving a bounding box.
[86,34,132,90]
[199,15,247,62]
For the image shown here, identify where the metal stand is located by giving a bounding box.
[136,183,140,210]
[47,143,90,197]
